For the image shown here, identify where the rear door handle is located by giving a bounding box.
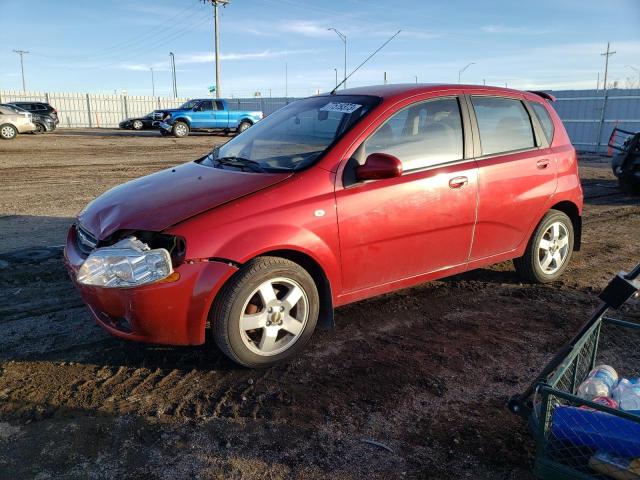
[449,176,468,189]
[537,159,550,169]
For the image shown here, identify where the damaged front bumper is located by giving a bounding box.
[64,225,238,345]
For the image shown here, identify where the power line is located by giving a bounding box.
[13,50,29,91]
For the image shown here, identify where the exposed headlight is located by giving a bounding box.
[77,237,173,288]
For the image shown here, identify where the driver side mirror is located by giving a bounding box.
[356,153,403,181]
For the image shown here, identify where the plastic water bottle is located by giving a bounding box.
[612,378,640,411]
[577,365,619,401]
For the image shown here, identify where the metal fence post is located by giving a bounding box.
[86,93,92,128]
[123,95,128,119]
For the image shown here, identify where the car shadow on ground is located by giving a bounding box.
[50,128,230,138]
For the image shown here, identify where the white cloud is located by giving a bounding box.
[280,20,333,38]
[482,24,549,35]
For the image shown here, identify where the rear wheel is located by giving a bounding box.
[212,256,319,367]
[514,210,574,283]
[0,124,17,140]
[132,119,144,130]
[33,123,46,134]
[172,121,189,138]
[237,121,252,134]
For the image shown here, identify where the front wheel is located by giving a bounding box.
[0,124,17,140]
[212,257,319,367]
[172,121,189,138]
[132,119,144,130]
[513,210,574,283]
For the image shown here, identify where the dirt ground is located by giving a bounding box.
[0,129,639,479]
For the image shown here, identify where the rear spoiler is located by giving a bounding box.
[527,91,556,102]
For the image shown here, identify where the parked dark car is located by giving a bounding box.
[119,112,159,130]
[1,104,55,133]
[7,101,59,130]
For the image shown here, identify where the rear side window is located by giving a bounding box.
[215,100,224,110]
[471,96,535,156]
[364,97,464,171]
[530,102,554,143]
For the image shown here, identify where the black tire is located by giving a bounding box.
[172,121,189,138]
[236,121,252,134]
[0,124,17,140]
[132,119,144,130]
[211,256,319,368]
[513,209,574,283]
[33,123,46,134]
[159,129,171,137]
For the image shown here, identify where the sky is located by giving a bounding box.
[0,0,639,98]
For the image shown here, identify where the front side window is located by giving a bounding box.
[202,95,379,172]
[530,102,554,143]
[198,100,214,111]
[471,96,535,156]
[363,97,464,171]
[179,100,199,109]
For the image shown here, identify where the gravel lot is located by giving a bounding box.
[0,129,639,479]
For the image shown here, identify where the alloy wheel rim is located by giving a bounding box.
[133,120,143,129]
[176,124,187,136]
[537,221,569,275]
[239,277,309,356]
[2,126,15,138]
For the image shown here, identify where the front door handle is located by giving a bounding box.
[449,176,468,189]
[537,159,550,169]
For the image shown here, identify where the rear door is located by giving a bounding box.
[466,93,557,262]
[335,96,478,294]
[212,100,229,129]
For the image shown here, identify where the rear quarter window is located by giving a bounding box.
[471,96,535,156]
[530,102,555,143]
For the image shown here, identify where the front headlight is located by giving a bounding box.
[77,237,173,288]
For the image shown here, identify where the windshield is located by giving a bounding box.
[1,104,26,114]
[179,100,199,109]
[201,95,380,172]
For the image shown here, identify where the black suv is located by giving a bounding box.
[8,102,59,131]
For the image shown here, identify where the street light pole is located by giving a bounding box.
[13,49,29,91]
[415,75,418,84]
[334,68,338,89]
[458,62,475,84]
[328,27,347,89]
[169,52,177,98]
[150,67,155,97]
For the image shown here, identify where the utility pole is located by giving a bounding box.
[203,0,229,98]
[285,62,288,98]
[13,49,29,91]
[169,52,177,98]
[458,62,475,84]
[328,27,347,89]
[384,71,388,84]
[334,68,338,89]
[415,75,418,84]
[150,68,155,97]
[596,72,600,92]
[596,42,616,152]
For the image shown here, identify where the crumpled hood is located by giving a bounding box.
[79,161,291,239]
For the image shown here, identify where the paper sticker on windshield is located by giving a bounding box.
[320,102,362,114]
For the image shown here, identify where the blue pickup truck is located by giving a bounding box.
[156,98,263,137]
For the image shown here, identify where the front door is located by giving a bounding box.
[190,100,214,128]
[335,96,478,294]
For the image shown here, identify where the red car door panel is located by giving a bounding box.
[471,149,557,259]
[336,161,478,293]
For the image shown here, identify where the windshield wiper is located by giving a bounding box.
[214,156,266,173]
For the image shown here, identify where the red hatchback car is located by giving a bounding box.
[65,84,583,367]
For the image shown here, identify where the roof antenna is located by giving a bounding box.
[330,30,401,94]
